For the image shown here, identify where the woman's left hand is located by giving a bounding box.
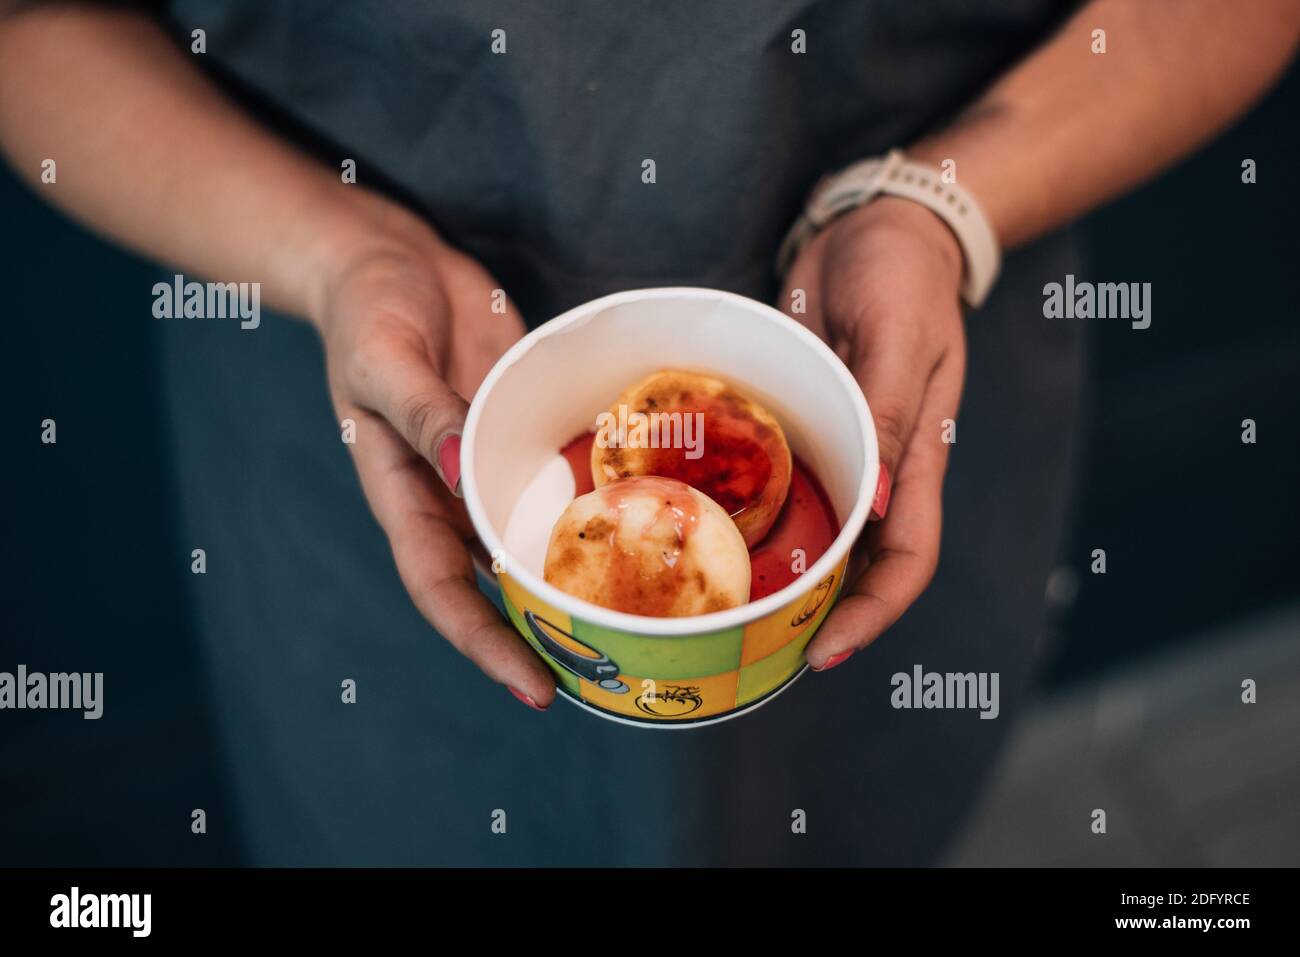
[779,196,969,669]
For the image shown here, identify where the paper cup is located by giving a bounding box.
[462,288,878,727]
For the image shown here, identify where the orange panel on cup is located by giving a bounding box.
[581,669,739,722]
[740,559,845,666]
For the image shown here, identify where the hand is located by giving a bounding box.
[779,196,968,669]
[313,224,557,709]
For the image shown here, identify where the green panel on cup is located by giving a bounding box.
[570,619,744,680]
[501,585,581,696]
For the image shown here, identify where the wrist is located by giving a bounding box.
[780,150,998,305]
[834,196,965,292]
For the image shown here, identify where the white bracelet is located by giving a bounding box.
[776,149,1002,309]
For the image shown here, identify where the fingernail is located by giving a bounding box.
[435,432,462,496]
[870,461,891,521]
[509,687,547,712]
[813,650,854,672]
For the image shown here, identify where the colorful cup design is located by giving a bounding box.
[462,288,878,728]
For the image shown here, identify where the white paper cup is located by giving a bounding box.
[462,287,878,727]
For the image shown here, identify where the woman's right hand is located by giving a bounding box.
[312,220,557,711]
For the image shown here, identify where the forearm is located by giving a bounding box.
[909,0,1300,249]
[0,3,430,320]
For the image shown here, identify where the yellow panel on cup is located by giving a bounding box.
[740,558,845,666]
[498,573,584,696]
[581,669,739,722]
[500,573,573,637]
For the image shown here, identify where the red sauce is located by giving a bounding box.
[561,433,597,497]
[559,432,839,602]
[642,393,775,523]
[747,462,838,600]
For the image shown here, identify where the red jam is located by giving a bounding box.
[559,432,839,602]
[642,393,776,524]
[747,462,838,600]
[562,433,597,497]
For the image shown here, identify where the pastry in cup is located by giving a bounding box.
[591,370,793,548]
[544,475,751,617]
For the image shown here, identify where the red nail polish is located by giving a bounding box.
[814,650,855,672]
[870,462,891,520]
[436,433,462,494]
[509,687,546,711]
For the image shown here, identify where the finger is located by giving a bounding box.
[347,406,557,707]
[344,336,468,494]
[846,314,939,525]
[848,331,932,489]
[805,347,963,668]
